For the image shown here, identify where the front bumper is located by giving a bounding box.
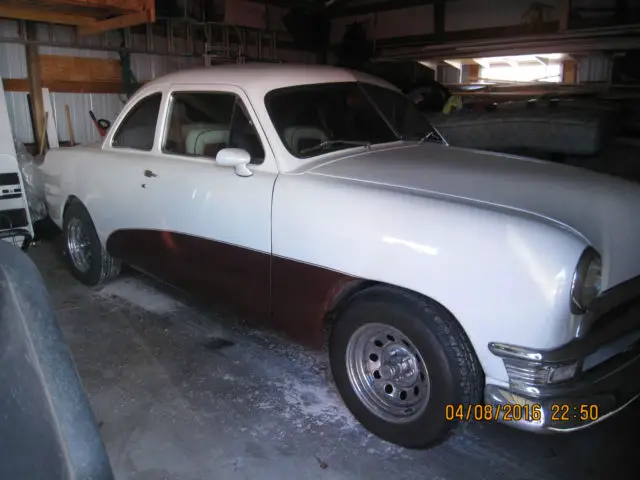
[486,275,640,432]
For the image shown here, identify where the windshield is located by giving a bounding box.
[265,82,439,158]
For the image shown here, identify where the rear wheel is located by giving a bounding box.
[330,286,483,448]
[63,202,120,286]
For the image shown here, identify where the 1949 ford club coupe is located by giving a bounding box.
[41,64,640,448]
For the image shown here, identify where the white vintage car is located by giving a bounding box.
[41,64,640,448]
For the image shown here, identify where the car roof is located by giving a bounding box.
[141,63,400,97]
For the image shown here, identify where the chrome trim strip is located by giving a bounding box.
[485,386,640,433]
[547,393,640,432]
[489,301,640,365]
[488,343,544,362]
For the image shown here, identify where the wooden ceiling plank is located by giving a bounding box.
[0,5,94,25]
[33,0,141,14]
[3,78,127,94]
[77,9,151,36]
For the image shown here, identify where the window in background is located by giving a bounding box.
[473,54,564,83]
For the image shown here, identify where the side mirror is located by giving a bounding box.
[215,148,252,177]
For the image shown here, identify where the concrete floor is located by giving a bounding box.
[29,239,640,480]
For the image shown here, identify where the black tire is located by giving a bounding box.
[330,286,483,448]
[63,201,121,286]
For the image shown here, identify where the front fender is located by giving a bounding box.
[272,174,587,383]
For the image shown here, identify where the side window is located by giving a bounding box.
[163,92,265,165]
[112,93,162,151]
[228,99,265,164]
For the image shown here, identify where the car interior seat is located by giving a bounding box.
[185,126,230,157]
[283,126,327,155]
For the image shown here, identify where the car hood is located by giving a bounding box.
[308,143,640,288]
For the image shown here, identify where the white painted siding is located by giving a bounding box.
[1,20,203,144]
[130,53,202,80]
[0,42,27,78]
[50,93,124,145]
[1,17,310,143]
[4,92,33,143]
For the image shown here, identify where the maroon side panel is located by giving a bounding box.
[271,256,355,346]
[107,229,357,345]
[106,230,271,320]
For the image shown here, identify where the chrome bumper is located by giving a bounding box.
[486,274,640,432]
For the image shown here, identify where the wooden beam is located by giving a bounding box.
[3,78,127,94]
[35,0,141,14]
[331,0,440,17]
[0,5,94,26]
[78,9,153,36]
[558,0,571,31]
[25,23,45,147]
[40,55,121,83]
[373,21,561,50]
[562,59,578,83]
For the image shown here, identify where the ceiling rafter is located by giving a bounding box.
[0,0,155,35]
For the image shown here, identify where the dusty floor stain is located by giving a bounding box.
[29,241,640,480]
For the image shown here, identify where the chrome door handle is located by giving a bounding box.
[144,169,158,178]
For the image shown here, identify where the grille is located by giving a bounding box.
[590,297,640,333]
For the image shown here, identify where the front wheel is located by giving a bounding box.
[63,201,121,286]
[330,286,483,448]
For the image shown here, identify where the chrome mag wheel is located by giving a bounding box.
[66,217,92,273]
[345,323,431,423]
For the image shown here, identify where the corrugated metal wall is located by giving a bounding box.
[0,19,254,145]
[0,21,33,144]
[577,54,613,83]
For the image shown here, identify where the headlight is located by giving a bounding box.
[570,247,602,314]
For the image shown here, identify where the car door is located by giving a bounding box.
[105,84,277,320]
[78,88,165,251]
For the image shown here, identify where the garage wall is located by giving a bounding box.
[331,0,566,43]
[577,54,613,83]
[332,0,626,44]
[1,15,313,145]
[331,4,434,44]
[0,29,32,146]
[0,19,202,145]
[572,0,617,13]
[444,0,562,32]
